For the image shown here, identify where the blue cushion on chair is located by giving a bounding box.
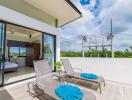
[55,84,84,100]
[80,73,98,79]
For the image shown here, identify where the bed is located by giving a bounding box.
[0,62,18,72]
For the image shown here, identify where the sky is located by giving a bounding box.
[60,0,132,51]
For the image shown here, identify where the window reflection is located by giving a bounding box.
[20,47,26,56]
[43,34,55,70]
[9,47,19,56]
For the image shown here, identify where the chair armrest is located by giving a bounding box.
[73,67,82,73]
[53,71,67,82]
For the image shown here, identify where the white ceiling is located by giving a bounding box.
[6,24,41,37]
[24,0,81,27]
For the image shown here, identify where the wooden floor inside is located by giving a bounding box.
[0,79,132,100]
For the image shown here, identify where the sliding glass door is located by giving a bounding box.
[42,33,56,70]
[0,22,6,86]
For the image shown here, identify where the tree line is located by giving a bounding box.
[61,46,132,58]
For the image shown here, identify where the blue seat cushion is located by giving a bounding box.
[55,84,84,100]
[80,73,98,80]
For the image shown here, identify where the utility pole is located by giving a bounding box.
[107,19,114,58]
[82,39,85,57]
[82,35,86,57]
[110,19,114,58]
[82,35,88,57]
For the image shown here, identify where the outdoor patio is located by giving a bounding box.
[1,57,132,100]
[0,78,132,100]
[0,0,132,100]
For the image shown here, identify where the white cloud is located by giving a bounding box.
[60,0,132,51]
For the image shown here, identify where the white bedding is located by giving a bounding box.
[4,62,18,69]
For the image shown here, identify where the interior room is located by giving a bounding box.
[4,24,42,84]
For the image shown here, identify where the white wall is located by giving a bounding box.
[67,58,132,85]
[0,5,60,61]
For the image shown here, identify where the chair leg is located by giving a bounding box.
[104,80,106,86]
[99,83,102,94]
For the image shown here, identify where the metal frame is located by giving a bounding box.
[61,58,105,94]
[42,33,56,72]
[2,22,6,86]
[27,82,44,98]
[66,74,105,94]
[0,23,3,86]
[0,21,6,87]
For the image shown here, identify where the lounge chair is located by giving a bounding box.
[32,60,96,100]
[61,58,105,93]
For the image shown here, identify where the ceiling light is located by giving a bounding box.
[29,34,32,38]
[10,29,15,34]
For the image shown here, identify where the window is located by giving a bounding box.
[9,47,19,56]
[20,47,26,56]
[9,47,27,57]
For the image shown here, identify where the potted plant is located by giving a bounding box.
[55,61,62,72]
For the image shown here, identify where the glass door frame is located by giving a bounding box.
[0,19,57,86]
[0,21,6,87]
[42,32,56,71]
